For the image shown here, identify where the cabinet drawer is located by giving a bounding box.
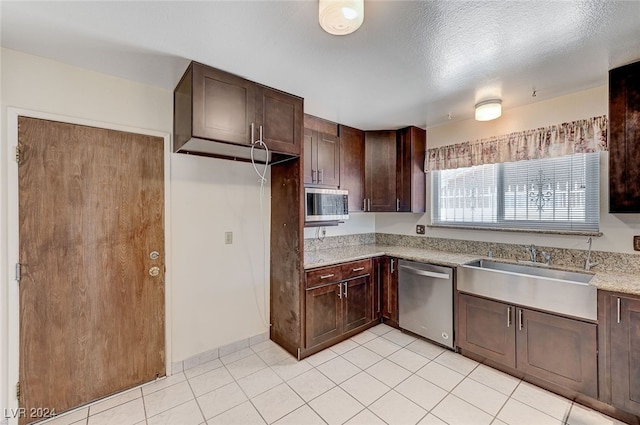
[341,259,372,280]
[306,265,342,289]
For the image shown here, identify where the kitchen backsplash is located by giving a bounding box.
[304,232,640,274]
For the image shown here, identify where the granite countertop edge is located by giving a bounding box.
[304,244,640,296]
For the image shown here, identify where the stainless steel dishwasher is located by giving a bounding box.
[398,259,454,348]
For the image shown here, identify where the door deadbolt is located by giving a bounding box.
[149,266,160,277]
[149,251,160,260]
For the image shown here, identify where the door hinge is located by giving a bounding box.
[15,263,21,283]
[16,381,20,402]
[15,146,21,165]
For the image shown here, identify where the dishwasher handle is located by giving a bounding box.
[399,264,450,280]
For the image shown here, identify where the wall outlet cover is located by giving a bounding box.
[416,225,426,235]
[634,235,640,251]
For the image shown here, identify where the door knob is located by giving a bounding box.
[149,266,160,277]
[149,251,160,260]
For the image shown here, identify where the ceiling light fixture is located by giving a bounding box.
[475,99,502,121]
[319,0,364,36]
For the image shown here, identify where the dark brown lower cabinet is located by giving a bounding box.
[458,293,597,398]
[305,283,342,348]
[376,256,398,327]
[601,291,640,416]
[305,261,374,351]
[458,294,516,368]
[517,307,597,398]
[343,276,372,332]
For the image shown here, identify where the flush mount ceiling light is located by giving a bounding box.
[475,99,502,121]
[319,0,364,36]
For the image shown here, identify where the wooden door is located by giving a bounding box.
[381,257,398,326]
[343,276,372,333]
[303,128,315,184]
[18,117,165,423]
[516,308,597,398]
[192,62,255,146]
[305,283,342,348]
[339,125,365,212]
[457,294,516,368]
[316,132,340,187]
[609,60,640,213]
[611,295,640,415]
[396,126,426,213]
[256,84,302,155]
[365,131,396,212]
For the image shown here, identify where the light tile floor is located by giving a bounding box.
[42,324,625,425]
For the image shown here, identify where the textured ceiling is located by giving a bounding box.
[2,1,640,130]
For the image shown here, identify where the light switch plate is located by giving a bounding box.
[634,235,640,251]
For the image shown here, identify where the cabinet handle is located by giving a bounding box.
[518,309,523,331]
[617,297,621,324]
[352,267,365,272]
[259,125,263,142]
[397,198,400,211]
[319,169,324,183]
[377,262,381,314]
[250,122,255,144]
[344,282,348,298]
[363,199,366,211]
[390,259,395,274]
[507,307,511,328]
[338,282,342,299]
[320,273,335,280]
[312,169,317,183]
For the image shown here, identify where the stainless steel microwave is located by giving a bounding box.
[305,188,349,222]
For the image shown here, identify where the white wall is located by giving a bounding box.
[303,212,375,239]
[375,85,640,254]
[0,48,270,413]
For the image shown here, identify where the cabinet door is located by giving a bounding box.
[303,129,315,185]
[372,257,384,321]
[343,276,372,333]
[457,294,516,369]
[316,132,340,187]
[610,295,640,415]
[306,283,342,348]
[340,125,365,212]
[255,85,302,155]
[365,131,397,212]
[609,61,640,213]
[516,308,597,398]
[381,257,399,326]
[396,126,426,213]
[192,63,255,146]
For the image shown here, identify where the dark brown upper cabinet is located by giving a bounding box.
[174,61,302,160]
[363,127,426,212]
[365,130,397,212]
[339,125,365,212]
[609,60,640,213]
[303,115,340,188]
[397,126,426,213]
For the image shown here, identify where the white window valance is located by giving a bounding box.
[425,115,608,172]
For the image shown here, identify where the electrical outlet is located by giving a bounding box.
[225,232,233,245]
[634,235,640,251]
[416,225,425,235]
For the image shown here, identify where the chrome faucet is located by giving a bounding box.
[526,244,537,263]
[585,237,598,271]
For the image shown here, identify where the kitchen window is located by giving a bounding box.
[431,152,600,232]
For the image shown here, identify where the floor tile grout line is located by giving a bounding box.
[509,379,573,423]
[181,375,207,425]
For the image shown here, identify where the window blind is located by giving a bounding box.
[431,152,600,232]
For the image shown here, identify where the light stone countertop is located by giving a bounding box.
[304,243,640,296]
